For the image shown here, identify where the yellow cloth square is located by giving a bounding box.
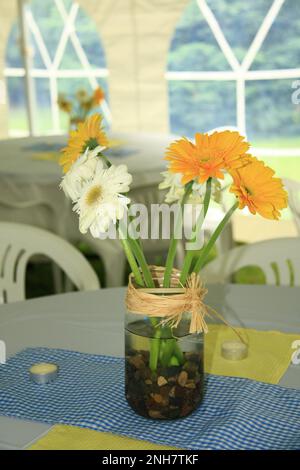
[205,324,300,384]
[29,425,177,450]
[32,152,60,162]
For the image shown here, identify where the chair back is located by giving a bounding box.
[283,178,300,234]
[202,237,300,286]
[0,222,100,303]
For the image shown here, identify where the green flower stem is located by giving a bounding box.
[119,228,162,370]
[106,149,184,371]
[149,329,161,371]
[160,339,176,367]
[128,236,162,370]
[118,221,145,287]
[102,152,153,287]
[163,182,193,288]
[118,203,161,370]
[179,178,212,286]
[101,154,112,168]
[120,224,160,369]
[193,201,239,274]
[128,237,155,288]
[119,236,144,287]
[173,342,184,364]
[120,223,160,368]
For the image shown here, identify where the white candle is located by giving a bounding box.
[29,362,58,384]
[221,340,248,361]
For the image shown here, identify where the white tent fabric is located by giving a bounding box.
[0,0,189,138]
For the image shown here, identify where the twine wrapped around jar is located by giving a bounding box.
[126,266,211,334]
[126,266,246,341]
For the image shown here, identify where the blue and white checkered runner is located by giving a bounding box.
[0,348,299,450]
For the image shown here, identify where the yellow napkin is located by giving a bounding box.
[205,324,300,384]
[29,425,177,450]
[28,326,300,450]
[31,141,125,163]
[32,152,61,162]
[108,138,126,148]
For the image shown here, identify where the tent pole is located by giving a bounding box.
[17,0,35,135]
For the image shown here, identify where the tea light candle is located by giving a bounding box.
[29,362,58,384]
[221,340,248,361]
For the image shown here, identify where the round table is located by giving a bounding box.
[0,132,176,286]
[0,283,299,449]
[0,132,176,187]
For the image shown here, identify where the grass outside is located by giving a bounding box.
[253,138,300,149]
[8,108,300,180]
[8,107,69,136]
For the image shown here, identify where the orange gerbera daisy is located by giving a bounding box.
[165,131,249,184]
[93,87,105,105]
[60,114,109,173]
[230,158,288,220]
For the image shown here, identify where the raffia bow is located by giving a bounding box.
[126,268,211,334]
[126,266,246,343]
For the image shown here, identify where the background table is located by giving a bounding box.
[0,133,175,286]
[0,284,299,449]
[0,132,173,233]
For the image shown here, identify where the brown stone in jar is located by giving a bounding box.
[177,370,188,387]
[157,376,168,387]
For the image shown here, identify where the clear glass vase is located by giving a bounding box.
[125,311,204,420]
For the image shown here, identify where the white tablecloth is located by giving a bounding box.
[0,284,299,449]
[0,133,175,285]
[0,132,176,186]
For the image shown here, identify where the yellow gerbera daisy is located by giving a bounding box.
[60,114,109,173]
[57,94,72,114]
[230,158,288,220]
[165,131,249,184]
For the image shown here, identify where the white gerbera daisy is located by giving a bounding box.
[159,172,184,203]
[74,164,132,236]
[159,172,205,204]
[60,145,105,201]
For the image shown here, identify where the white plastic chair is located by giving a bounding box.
[0,222,100,304]
[0,196,70,293]
[201,237,300,286]
[283,178,300,235]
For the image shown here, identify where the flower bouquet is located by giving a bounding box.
[58,86,105,131]
[59,114,287,420]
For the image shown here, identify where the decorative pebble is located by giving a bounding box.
[177,370,188,387]
[126,349,204,419]
[221,340,248,361]
[129,355,145,369]
[185,381,196,389]
[152,393,163,404]
[148,410,163,419]
[157,376,168,387]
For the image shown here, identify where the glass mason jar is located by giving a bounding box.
[125,311,204,420]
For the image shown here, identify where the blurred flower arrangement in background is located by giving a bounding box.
[57,86,105,130]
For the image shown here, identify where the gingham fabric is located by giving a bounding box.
[0,348,299,450]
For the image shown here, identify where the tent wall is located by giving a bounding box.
[0,1,17,137]
[0,0,190,137]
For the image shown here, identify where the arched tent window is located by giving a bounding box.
[5,0,110,137]
[167,0,300,166]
